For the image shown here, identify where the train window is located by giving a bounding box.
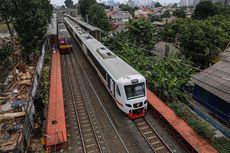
[116,85,121,97]
[124,82,145,100]
[88,49,106,79]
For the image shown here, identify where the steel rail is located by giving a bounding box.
[134,117,173,153]
[64,55,87,152]
[68,53,107,153]
[71,43,130,153]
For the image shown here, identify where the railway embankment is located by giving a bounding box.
[147,89,219,153]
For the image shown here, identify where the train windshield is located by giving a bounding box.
[124,82,145,100]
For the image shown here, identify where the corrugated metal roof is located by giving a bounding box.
[193,52,230,103]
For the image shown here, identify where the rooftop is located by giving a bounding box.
[193,52,230,103]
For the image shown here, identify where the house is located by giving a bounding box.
[192,52,230,126]
[110,11,132,23]
[154,41,180,57]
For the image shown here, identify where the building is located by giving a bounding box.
[110,11,132,23]
[180,0,188,6]
[226,0,230,5]
[103,0,114,6]
[134,10,148,18]
[127,0,136,7]
[192,52,230,126]
[188,0,200,7]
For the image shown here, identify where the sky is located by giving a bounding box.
[50,0,180,6]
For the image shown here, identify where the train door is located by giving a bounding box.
[106,74,115,96]
[110,79,115,96]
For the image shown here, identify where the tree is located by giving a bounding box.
[126,19,157,49]
[0,0,14,36]
[11,0,52,59]
[173,8,186,18]
[78,0,96,19]
[119,4,138,16]
[172,3,178,8]
[64,0,74,8]
[193,1,218,19]
[160,18,229,68]
[161,10,171,18]
[88,3,111,31]
[154,2,162,8]
[150,15,162,22]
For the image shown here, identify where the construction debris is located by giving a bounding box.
[0,36,36,152]
[0,112,26,121]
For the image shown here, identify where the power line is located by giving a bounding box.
[65,15,230,96]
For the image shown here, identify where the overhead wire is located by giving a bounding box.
[66,15,230,96]
[86,20,230,95]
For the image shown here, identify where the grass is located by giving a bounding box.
[0,23,13,33]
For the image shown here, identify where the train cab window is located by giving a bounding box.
[116,85,121,97]
[125,82,145,100]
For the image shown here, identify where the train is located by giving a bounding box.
[57,20,73,54]
[64,17,148,119]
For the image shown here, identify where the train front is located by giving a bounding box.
[117,75,147,119]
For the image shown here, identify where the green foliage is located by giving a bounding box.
[3,0,53,60]
[150,15,162,22]
[213,137,230,153]
[38,66,50,103]
[127,19,157,49]
[178,19,228,67]
[172,3,178,8]
[14,7,47,57]
[0,44,14,83]
[64,0,74,8]
[119,4,138,16]
[78,0,96,19]
[188,118,214,139]
[173,8,186,18]
[208,14,230,37]
[154,2,162,8]
[88,3,111,31]
[160,16,229,68]
[0,0,14,35]
[193,1,219,19]
[161,10,171,18]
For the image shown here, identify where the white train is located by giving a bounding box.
[64,17,147,119]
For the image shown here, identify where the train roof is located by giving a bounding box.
[85,39,141,81]
[64,17,143,81]
[65,14,101,32]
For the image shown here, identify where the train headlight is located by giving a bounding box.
[125,104,132,108]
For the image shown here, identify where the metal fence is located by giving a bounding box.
[18,38,48,152]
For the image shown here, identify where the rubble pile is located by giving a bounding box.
[0,62,35,152]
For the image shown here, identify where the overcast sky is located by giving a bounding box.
[50,0,179,6]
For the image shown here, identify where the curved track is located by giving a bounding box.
[134,118,173,153]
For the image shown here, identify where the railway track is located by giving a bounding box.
[134,118,173,153]
[63,54,107,153]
